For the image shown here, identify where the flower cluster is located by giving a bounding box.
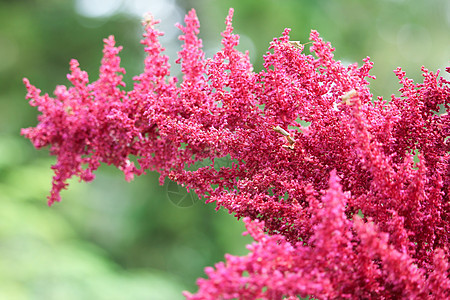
[22,8,449,299]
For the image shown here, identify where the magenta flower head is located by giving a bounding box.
[22,8,449,299]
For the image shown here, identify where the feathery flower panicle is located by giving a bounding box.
[22,8,449,299]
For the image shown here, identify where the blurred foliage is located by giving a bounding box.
[0,0,448,298]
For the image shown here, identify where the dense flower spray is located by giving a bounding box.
[22,8,449,299]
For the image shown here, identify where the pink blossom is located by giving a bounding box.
[22,8,449,299]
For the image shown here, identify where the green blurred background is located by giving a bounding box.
[0,0,448,299]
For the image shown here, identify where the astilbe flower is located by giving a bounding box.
[22,8,449,299]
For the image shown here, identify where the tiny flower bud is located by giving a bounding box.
[340,89,357,105]
[274,126,295,149]
[288,41,303,49]
[273,125,290,136]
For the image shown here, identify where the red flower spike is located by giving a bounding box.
[23,8,449,298]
